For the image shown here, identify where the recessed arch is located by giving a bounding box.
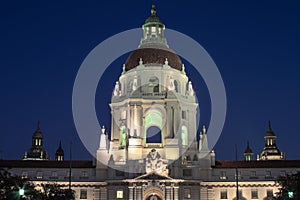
[145,112,163,128]
[143,187,164,200]
[149,76,159,93]
[174,80,179,93]
[144,110,164,145]
[146,126,162,143]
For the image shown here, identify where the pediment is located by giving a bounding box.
[135,172,172,180]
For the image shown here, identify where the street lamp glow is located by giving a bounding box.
[19,188,25,196]
[288,191,294,198]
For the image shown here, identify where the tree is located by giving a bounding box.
[0,168,39,200]
[0,168,75,200]
[39,183,75,200]
[275,171,300,200]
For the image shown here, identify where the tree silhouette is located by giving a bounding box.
[0,168,38,199]
[0,168,75,200]
[275,171,300,200]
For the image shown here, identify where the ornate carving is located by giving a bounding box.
[145,149,168,176]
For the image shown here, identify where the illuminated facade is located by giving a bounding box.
[96,4,201,175]
[1,5,300,200]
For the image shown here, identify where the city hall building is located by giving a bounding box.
[1,5,300,200]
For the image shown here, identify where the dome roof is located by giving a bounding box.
[124,48,182,71]
[145,15,163,25]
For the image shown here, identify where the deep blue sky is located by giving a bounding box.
[1,1,300,161]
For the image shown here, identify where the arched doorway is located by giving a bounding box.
[143,187,164,200]
[146,194,162,200]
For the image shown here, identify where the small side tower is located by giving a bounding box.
[259,121,284,160]
[244,141,253,161]
[55,141,64,161]
[23,121,49,160]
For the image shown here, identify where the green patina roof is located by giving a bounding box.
[144,5,164,27]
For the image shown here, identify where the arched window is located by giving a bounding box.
[174,80,179,93]
[144,112,163,144]
[127,80,133,93]
[145,112,163,128]
[146,126,162,143]
[148,76,159,93]
[182,126,188,146]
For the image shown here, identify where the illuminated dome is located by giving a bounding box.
[124,48,182,71]
[124,5,182,72]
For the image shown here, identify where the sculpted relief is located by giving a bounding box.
[145,149,168,176]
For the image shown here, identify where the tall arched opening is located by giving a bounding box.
[146,126,162,143]
[143,187,164,200]
[144,112,163,144]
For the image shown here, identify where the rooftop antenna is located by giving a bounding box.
[235,144,239,200]
[69,142,72,190]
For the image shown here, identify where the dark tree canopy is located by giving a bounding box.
[275,171,300,200]
[0,168,75,200]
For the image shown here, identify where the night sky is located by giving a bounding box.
[1,1,300,161]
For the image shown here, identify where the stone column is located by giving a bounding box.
[165,186,171,200]
[111,110,115,140]
[173,186,179,200]
[130,105,134,137]
[173,105,179,138]
[128,186,134,200]
[133,104,138,137]
[141,105,146,143]
[93,188,100,200]
[111,108,118,141]
[100,187,107,200]
[134,185,137,200]
[127,104,131,137]
[136,186,142,200]
[137,105,142,137]
[188,108,197,144]
[170,106,174,138]
[165,104,172,138]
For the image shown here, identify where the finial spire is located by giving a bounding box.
[37,120,40,130]
[245,141,252,153]
[202,125,206,134]
[268,120,272,131]
[164,58,168,65]
[101,125,105,135]
[139,57,143,65]
[151,5,156,15]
